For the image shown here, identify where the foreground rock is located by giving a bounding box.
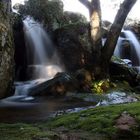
[28,69,93,96]
[28,73,78,96]
[0,0,14,98]
[110,57,138,86]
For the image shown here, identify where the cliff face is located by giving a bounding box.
[0,0,14,98]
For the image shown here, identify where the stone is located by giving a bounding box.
[110,58,138,86]
[116,112,137,131]
[28,72,78,96]
[0,0,14,98]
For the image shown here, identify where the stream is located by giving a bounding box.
[0,90,138,123]
[0,94,96,123]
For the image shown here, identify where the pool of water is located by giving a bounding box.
[0,95,95,123]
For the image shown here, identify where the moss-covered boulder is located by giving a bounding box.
[0,1,14,98]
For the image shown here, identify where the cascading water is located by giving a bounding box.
[14,17,63,96]
[114,37,125,57]
[123,30,140,66]
[23,17,62,79]
[114,30,140,70]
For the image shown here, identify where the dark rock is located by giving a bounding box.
[110,58,138,86]
[0,0,15,98]
[53,23,88,72]
[13,14,27,81]
[74,69,93,92]
[28,72,78,96]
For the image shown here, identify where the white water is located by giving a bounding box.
[114,37,124,57]
[15,17,63,95]
[114,30,140,68]
[124,30,140,66]
[23,16,63,79]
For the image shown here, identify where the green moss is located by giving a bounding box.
[111,56,124,63]
[45,102,140,137]
[0,123,57,140]
[1,102,140,139]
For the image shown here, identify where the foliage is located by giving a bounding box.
[17,0,87,31]
[18,0,63,30]
[91,79,116,94]
[63,11,87,25]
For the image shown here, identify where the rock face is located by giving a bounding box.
[53,24,87,72]
[28,72,78,96]
[0,0,14,98]
[13,14,27,81]
[110,58,138,86]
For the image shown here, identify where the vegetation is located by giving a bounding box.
[16,0,88,31]
[0,0,139,139]
[1,102,140,139]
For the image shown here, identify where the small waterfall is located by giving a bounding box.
[15,17,63,95]
[123,30,140,66]
[114,30,140,67]
[23,17,62,79]
[114,37,124,57]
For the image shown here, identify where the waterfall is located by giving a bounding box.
[123,30,140,66]
[114,37,124,57]
[114,30,140,68]
[15,17,63,95]
[23,16,62,79]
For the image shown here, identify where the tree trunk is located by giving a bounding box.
[79,0,137,79]
[90,0,102,78]
[79,0,102,78]
[101,0,137,76]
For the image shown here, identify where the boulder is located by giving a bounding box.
[0,0,14,98]
[110,57,138,86]
[28,72,78,96]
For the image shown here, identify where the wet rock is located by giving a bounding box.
[28,72,78,96]
[110,58,138,86]
[100,92,138,106]
[0,0,14,98]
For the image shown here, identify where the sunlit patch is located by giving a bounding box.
[45,65,62,78]
[91,11,100,40]
[28,65,63,80]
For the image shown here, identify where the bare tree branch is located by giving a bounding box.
[79,0,93,14]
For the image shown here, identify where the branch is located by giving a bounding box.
[79,0,93,13]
